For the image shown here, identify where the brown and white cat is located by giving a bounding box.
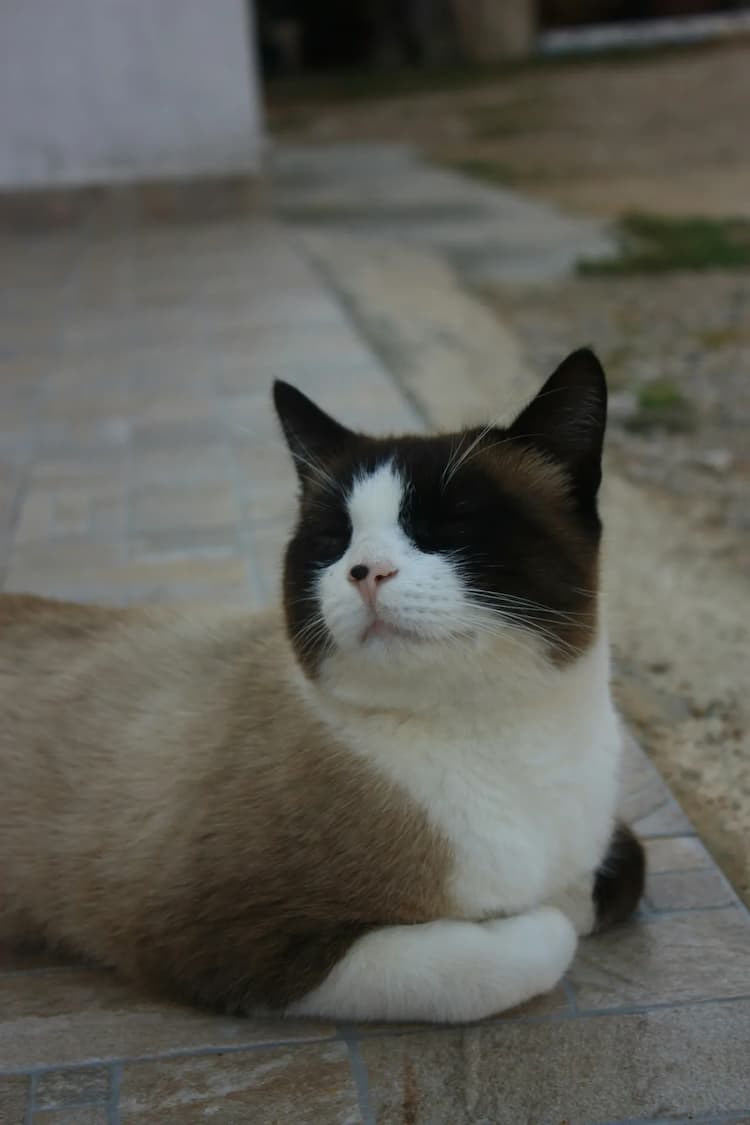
[0,348,644,1023]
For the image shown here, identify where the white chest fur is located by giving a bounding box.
[302,631,621,921]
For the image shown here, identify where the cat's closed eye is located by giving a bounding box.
[409,499,482,551]
[313,518,351,556]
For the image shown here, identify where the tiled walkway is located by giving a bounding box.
[0,217,748,1124]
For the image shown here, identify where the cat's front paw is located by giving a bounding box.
[484,905,578,999]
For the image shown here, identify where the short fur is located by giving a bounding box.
[0,349,644,1023]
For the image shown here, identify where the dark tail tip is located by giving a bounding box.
[593,822,646,932]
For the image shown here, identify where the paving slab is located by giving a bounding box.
[0,212,749,1123]
[273,142,615,284]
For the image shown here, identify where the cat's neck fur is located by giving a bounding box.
[293,615,613,747]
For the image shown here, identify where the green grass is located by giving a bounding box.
[624,377,696,433]
[693,324,746,350]
[637,378,686,411]
[579,213,750,275]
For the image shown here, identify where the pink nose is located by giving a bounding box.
[348,562,399,607]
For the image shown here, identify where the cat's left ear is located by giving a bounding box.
[273,381,355,484]
[507,348,607,505]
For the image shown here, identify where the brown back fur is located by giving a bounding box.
[0,595,450,1011]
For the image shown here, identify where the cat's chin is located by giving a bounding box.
[360,618,425,645]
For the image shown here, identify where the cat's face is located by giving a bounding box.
[274,349,607,688]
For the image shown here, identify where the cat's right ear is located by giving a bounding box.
[273,381,354,484]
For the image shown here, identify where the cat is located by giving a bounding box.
[0,347,644,1024]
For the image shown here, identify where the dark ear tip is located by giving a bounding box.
[559,347,608,390]
[273,379,309,421]
[272,379,294,404]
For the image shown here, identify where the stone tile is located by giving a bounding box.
[35,1066,109,1109]
[0,1075,28,1125]
[570,909,750,1010]
[129,483,237,534]
[618,734,666,791]
[248,524,289,602]
[28,456,126,494]
[119,1042,361,1124]
[0,432,36,466]
[223,398,281,443]
[129,526,240,562]
[131,416,225,450]
[645,835,712,872]
[0,471,22,532]
[41,387,132,420]
[0,354,50,383]
[617,742,675,827]
[12,491,56,546]
[359,999,750,1124]
[44,367,130,404]
[230,433,294,482]
[32,1108,108,1124]
[646,868,737,911]
[36,417,131,454]
[243,488,297,529]
[0,395,38,434]
[4,539,123,583]
[53,494,93,538]
[4,545,248,602]
[128,446,230,487]
[617,741,694,836]
[0,969,334,1070]
[633,799,695,836]
[86,494,126,540]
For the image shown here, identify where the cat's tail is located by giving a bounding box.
[593,821,646,932]
[287,906,576,1023]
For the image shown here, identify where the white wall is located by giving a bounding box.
[0,0,264,189]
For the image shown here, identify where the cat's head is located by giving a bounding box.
[274,348,607,698]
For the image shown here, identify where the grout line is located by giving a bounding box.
[639,830,698,839]
[0,1032,338,1077]
[563,976,578,1015]
[647,865,714,877]
[33,1099,110,1117]
[108,1062,122,1125]
[574,992,750,1019]
[594,1112,750,1125]
[293,230,430,432]
[342,1036,375,1125]
[645,902,738,916]
[3,991,750,1077]
[24,1072,37,1125]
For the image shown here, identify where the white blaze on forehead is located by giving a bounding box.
[347,462,405,535]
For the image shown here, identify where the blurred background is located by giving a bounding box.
[0,0,748,907]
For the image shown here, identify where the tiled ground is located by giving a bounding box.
[1,217,749,1125]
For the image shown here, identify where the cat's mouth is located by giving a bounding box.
[361,617,424,645]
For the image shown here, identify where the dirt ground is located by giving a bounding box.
[490,275,750,903]
[268,42,750,902]
[270,39,750,219]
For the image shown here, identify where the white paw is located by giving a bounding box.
[480,906,577,1014]
[517,906,577,988]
